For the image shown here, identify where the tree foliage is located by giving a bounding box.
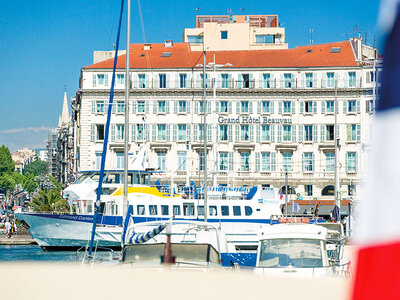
[0,173,17,192]
[29,189,69,212]
[23,172,38,194]
[0,145,14,175]
[24,160,48,177]
[48,174,62,191]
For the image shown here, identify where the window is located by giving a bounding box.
[136,124,144,140]
[241,125,249,141]
[304,185,313,196]
[187,35,203,44]
[177,151,186,171]
[219,152,228,171]
[303,152,314,172]
[346,152,357,172]
[233,206,241,216]
[183,203,195,216]
[199,151,205,171]
[305,101,313,113]
[261,125,270,142]
[157,124,166,141]
[221,74,229,88]
[197,206,204,216]
[327,72,334,88]
[241,74,250,88]
[326,101,334,113]
[255,35,273,44]
[283,125,291,142]
[159,74,166,88]
[96,124,104,140]
[137,101,145,113]
[219,125,228,141]
[157,151,166,171]
[116,124,124,140]
[178,101,186,113]
[284,73,292,88]
[326,125,335,141]
[261,152,271,171]
[245,206,253,216]
[137,205,145,215]
[116,101,125,113]
[282,152,292,171]
[241,152,250,171]
[348,184,356,196]
[322,185,335,196]
[241,101,249,113]
[306,73,313,88]
[200,74,209,88]
[149,205,158,216]
[221,206,229,216]
[221,31,228,39]
[347,124,360,141]
[209,206,217,216]
[117,74,125,85]
[283,101,291,113]
[179,74,187,88]
[326,153,335,172]
[348,100,357,113]
[304,125,313,142]
[158,101,166,113]
[161,205,169,216]
[220,101,228,112]
[96,101,105,113]
[198,124,205,141]
[262,101,270,113]
[97,74,105,85]
[173,205,181,216]
[349,72,356,87]
[263,74,271,88]
[116,152,124,169]
[138,74,146,88]
[178,124,186,141]
[95,152,102,169]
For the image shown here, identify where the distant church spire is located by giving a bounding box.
[60,87,70,127]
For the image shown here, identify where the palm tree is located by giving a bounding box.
[29,189,69,212]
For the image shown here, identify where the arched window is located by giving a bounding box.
[322,185,335,196]
[280,186,296,195]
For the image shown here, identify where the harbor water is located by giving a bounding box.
[0,245,77,262]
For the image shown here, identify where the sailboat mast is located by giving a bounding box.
[123,0,131,220]
[203,51,208,223]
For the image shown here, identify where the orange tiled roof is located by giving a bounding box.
[84,41,358,70]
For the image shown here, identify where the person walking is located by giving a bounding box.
[5,219,11,238]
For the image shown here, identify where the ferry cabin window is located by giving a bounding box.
[99,202,105,215]
[183,203,195,216]
[173,205,181,216]
[149,205,158,215]
[245,206,252,216]
[221,206,229,216]
[233,206,241,216]
[87,203,93,213]
[161,205,169,216]
[209,206,217,216]
[137,205,145,215]
[197,206,204,216]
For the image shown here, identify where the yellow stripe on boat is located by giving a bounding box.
[112,186,180,198]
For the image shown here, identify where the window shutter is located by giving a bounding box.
[255,152,260,172]
[302,153,305,172]
[187,100,191,113]
[320,125,325,142]
[216,101,220,113]
[278,101,282,114]
[347,125,351,141]
[173,124,177,141]
[132,74,138,88]
[166,73,170,89]
[111,124,115,142]
[311,153,315,171]
[237,74,242,89]
[249,101,253,113]
[291,125,296,142]
[130,124,136,141]
[313,101,317,114]
[291,101,296,114]
[235,125,240,142]
[187,124,191,141]
[166,101,170,114]
[153,101,157,114]
[356,72,360,87]
[90,124,95,141]
[193,125,198,141]
[249,73,253,88]
[270,125,275,142]
[300,101,304,113]
[356,100,360,113]
[249,125,254,141]
[299,125,304,142]
[207,101,211,114]
[175,73,179,88]
[166,124,170,141]
[228,101,232,113]
[228,152,234,171]
[277,125,282,142]
[174,101,178,114]
[259,74,263,88]
[271,152,276,171]
[105,74,109,86]
[111,103,116,113]
[91,101,95,113]
[336,124,340,140]
[144,124,149,141]
[313,125,318,142]
[256,125,260,142]
[280,74,284,88]
[236,101,240,113]
[145,74,149,89]
[357,124,361,141]
[321,101,326,114]
[228,125,233,142]
[343,72,349,88]
[152,124,157,141]
[301,73,305,88]
[92,74,97,87]
[131,101,136,114]
[343,100,347,114]
[366,100,370,113]
[257,101,261,113]
[322,72,327,88]
[207,124,212,142]
[270,101,274,114]
[145,101,149,113]
[194,101,199,114]
[355,152,358,172]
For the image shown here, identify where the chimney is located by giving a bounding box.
[164,40,174,48]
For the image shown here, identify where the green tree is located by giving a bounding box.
[29,189,69,212]
[23,172,38,194]
[0,173,17,193]
[48,174,62,191]
[24,160,48,177]
[0,145,15,175]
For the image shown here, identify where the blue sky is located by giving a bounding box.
[0,0,380,151]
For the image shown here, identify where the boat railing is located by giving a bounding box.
[269,214,324,225]
[76,243,119,266]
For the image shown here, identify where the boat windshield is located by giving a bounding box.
[123,243,220,265]
[259,238,323,268]
[72,172,96,184]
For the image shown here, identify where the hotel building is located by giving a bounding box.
[74,15,380,206]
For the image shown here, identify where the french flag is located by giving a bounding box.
[352,1,400,299]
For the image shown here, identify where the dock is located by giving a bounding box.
[0,235,37,245]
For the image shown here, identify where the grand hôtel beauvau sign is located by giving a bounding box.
[218,116,292,124]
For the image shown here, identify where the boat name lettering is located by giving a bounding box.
[59,215,93,221]
[218,116,292,124]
